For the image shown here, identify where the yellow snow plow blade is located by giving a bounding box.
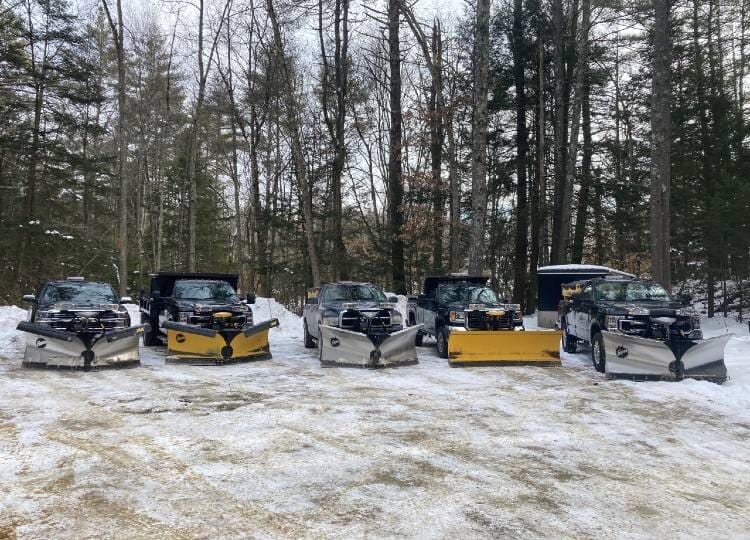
[164,319,278,363]
[448,330,562,365]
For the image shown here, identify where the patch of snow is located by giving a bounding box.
[0,305,28,359]
[251,297,302,340]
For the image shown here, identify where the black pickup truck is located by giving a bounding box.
[139,272,255,346]
[560,276,699,372]
[407,276,523,357]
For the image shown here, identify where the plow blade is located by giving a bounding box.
[318,325,422,368]
[602,331,731,383]
[448,330,562,366]
[163,319,279,363]
[17,322,144,369]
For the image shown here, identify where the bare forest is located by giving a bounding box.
[1,0,748,316]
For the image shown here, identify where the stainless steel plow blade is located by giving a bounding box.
[602,331,732,383]
[318,324,422,368]
[17,321,147,370]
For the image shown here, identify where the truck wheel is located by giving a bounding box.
[303,320,316,349]
[415,330,424,347]
[562,324,577,353]
[436,327,449,359]
[591,332,606,373]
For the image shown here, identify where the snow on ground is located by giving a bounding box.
[1,304,749,538]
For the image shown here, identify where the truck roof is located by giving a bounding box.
[423,275,488,296]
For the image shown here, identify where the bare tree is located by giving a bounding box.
[650,0,672,288]
[102,0,127,295]
[266,0,322,286]
[388,0,406,293]
[467,0,491,276]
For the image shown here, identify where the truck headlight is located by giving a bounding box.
[178,312,193,322]
[676,307,695,316]
[391,312,403,325]
[449,311,465,322]
[606,315,624,331]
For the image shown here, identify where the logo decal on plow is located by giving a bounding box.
[176,333,186,343]
[330,337,340,347]
[616,345,628,358]
[36,338,46,349]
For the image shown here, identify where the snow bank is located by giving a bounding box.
[251,297,302,340]
[0,306,28,359]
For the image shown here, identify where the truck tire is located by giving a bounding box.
[303,319,316,349]
[591,331,606,373]
[562,324,577,353]
[142,313,161,346]
[436,327,449,359]
[415,330,424,347]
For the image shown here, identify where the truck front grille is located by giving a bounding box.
[340,309,392,334]
[39,311,129,331]
[189,313,247,329]
[466,310,514,331]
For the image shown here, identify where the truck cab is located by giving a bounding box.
[561,277,700,372]
[407,276,523,357]
[302,282,402,349]
[140,272,254,346]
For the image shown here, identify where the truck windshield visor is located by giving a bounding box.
[324,285,386,302]
[596,281,671,302]
[174,280,239,302]
[41,283,118,305]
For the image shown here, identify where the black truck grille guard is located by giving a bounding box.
[618,315,698,339]
[340,309,394,335]
[466,310,515,331]
[38,311,129,332]
[188,313,248,329]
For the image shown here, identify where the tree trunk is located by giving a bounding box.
[388,0,406,293]
[511,0,529,309]
[549,0,566,264]
[103,0,128,295]
[467,0,491,276]
[571,70,592,263]
[650,0,672,289]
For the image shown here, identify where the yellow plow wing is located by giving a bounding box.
[165,319,278,363]
[448,330,562,366]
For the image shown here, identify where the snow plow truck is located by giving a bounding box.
[17,277,146,370]
[407,276,562,365]
[303,282,422,368]
[560,276,730,383]
[140,272,278,364]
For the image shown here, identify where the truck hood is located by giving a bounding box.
[322,300,396,313]
[598,300,683,314]
[175,300,247,312]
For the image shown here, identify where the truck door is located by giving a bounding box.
[576,284,594,342]
[419,290,437,334]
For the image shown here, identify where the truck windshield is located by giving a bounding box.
[323,284,386,302]
[40,282,118,305]
[174,280,239,302]
[438,285,500,304]
[596,281,671,302]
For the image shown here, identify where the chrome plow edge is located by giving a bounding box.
[318,325,422,368]
[602,331,731,384]
[17,322,146,370]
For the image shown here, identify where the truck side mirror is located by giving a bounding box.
[120,296,133,304]
[388,295,399,303]
[246,293,256,304]
[680,293,692,306]
[306,297,318,305]
[22,294,36,303]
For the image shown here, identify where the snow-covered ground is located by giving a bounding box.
[1,302,749,538]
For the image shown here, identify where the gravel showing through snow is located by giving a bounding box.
[0,302,748,538]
